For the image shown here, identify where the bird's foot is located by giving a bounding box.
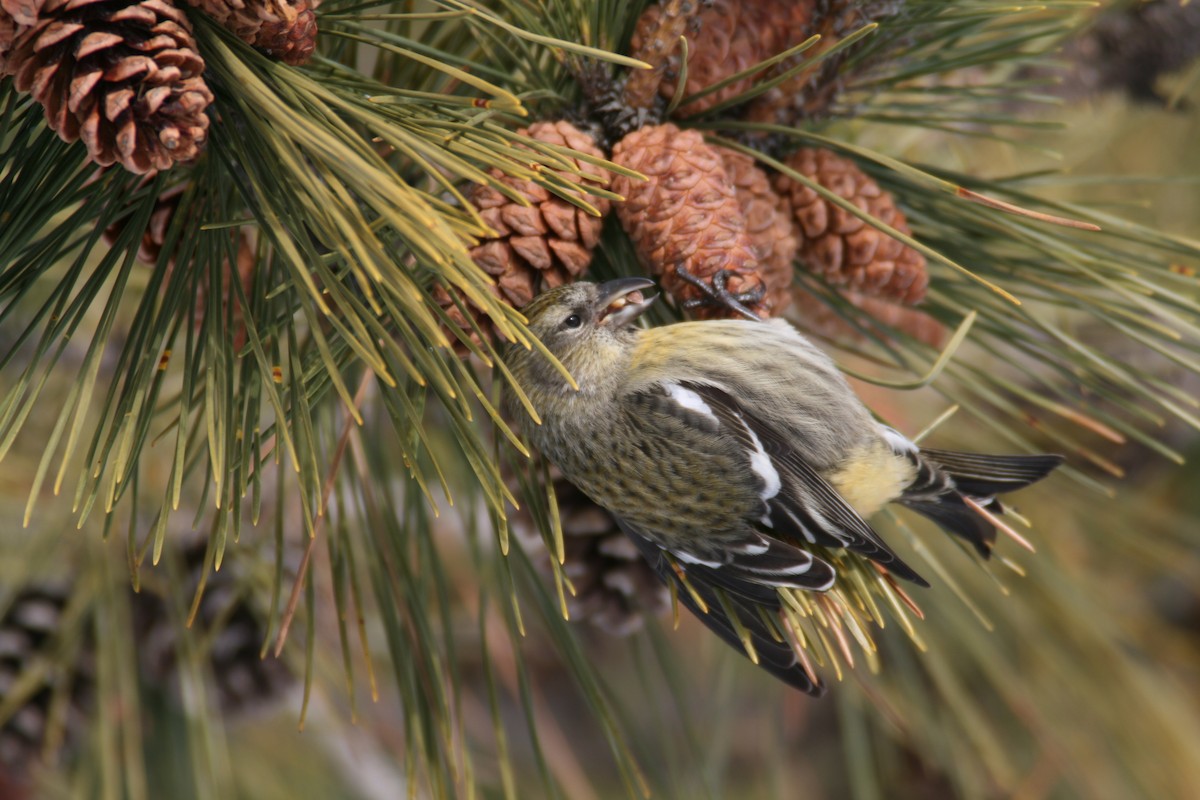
[674,265,764,321]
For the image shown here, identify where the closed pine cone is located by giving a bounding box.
[612,123,770,319]
[631,0,815,116]
[745,0,887,127]
[775,148,928,305]
[717,146,797,312]
[624,0,700,113]
[3,0,214,174]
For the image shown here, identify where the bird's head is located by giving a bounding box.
[505,278,658,400]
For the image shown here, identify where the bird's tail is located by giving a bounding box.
[900,449,1064,556]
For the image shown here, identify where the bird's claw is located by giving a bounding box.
[674,264,764,321]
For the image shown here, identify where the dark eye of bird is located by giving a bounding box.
[563,313,582,329]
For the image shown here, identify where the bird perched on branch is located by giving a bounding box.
[503,278,1063,694]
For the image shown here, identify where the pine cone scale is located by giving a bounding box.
[776,148,928,305]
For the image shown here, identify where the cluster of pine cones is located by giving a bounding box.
[0,540,293,787]
[440,0,936,347]
[0,0,317,174]
[470,0,946,635]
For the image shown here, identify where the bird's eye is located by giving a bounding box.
[563,313,582,329]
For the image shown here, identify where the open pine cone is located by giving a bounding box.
[101,176,259,348]
[3,0,214,174]
[132,540,296,715]
[439,120,612,353]
[509,465,670,637]
[0,582,95,778]
[184,0,317,65]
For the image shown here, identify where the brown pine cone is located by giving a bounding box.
[792,286,946,348]
[509,466,670,637]
[0,582,95,777]
[775,148,928,305]
[717,146,797,312]
[0,0,36,75]
[186,0,317,65]
[441,120,611,352]
[631,0,815,117]
[624,0,699,113]
[745,0,885,126]
[4,0,213,175]
[132,539,295,715]
[102,178,258,348]
[1,0,43,73]
[104,178,187,265]
[611,123,770,319]
[431,282,507,359]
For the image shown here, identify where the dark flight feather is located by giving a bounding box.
[621,519,825,696]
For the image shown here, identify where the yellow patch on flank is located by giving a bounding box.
[828,442,915,518]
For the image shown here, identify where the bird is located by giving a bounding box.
[503,277,1064,694]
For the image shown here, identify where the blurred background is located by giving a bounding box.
[3,1,1200,798]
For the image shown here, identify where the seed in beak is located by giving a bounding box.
[605,290,643,316]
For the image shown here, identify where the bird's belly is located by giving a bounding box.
[539,422,755,541]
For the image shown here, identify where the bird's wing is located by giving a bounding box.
[618,517,825,696]
[635,380,927,587]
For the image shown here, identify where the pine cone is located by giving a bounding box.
[611,123,770,319]
[0,583,95,776]
[442,120,611,351]
[102,178,259,349]
[132,540,295,715]
[624,0,699,113]
[185,0,317,65]
[745,0,888,127]
[632,0,814,116]
[774,148,927,305]
[4,0,214,174]
[509,466,670,637]
[1,0,42,74]
[0,2,25,75]
[792,286,946,348]
[432,282,505,359]
[103,177,187,264]
[717,146,796,312]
